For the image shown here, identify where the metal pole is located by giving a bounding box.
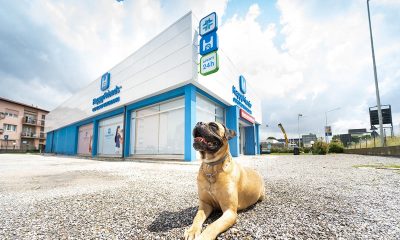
[324,108,340,143]
[298,115,300,146]
[298,114,302,147]
[325,112,328,143]
[367,0,384,147]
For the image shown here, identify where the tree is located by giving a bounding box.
[332,135,340,141]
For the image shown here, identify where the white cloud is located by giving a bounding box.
[216,1,400,139]
[1,0,398,140]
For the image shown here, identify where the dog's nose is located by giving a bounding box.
[196,122,204,127]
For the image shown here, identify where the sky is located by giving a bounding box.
[0,0,399,140]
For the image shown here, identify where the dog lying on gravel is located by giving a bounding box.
[184,121,265,240]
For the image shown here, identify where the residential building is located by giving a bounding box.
[0,97,49,150]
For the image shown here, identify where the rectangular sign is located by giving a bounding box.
[200,51,219,76]
[200,31,218,56]
[240,109,255,124]
[199,12,217,36]
[369,106,392,125]
[325,126,332,136]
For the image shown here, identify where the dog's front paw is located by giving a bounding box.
[184,226,201,240]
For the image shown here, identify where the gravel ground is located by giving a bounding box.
[0,153,399,239]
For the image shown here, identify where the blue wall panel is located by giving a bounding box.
[45,131,53,153]
[244,126,256,155]
[226,106,239,157]
[123,108,131,158]
[92,120,99,157]
[255,124,260,154]
[184,85,196,161]
[52,125,77,155]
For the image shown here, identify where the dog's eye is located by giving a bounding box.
[209,123,218,132]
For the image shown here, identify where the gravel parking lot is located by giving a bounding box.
[0,153,399,239]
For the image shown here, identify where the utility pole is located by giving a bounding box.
[367,0,385,147]
[325,108,340,143]
[298,114,302,147]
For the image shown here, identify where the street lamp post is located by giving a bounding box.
[367,0,385,147]
[325,107,340,143]
[298,114,302,147]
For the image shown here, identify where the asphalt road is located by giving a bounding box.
[0,153,399,239]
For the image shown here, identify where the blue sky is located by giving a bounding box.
[0,0,399,138]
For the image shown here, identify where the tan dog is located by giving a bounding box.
[184,121,265,240]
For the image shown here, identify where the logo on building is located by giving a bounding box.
[199,12,219,76]
[200,30,218,56]
[199,12,218,36]
[93,71,122,112]
[101,72,111,91]
[239,75,246,94]
[232,75,252,114]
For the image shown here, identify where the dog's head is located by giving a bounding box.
[192,122,236,157]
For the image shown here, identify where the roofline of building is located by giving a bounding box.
[0,97,49,113]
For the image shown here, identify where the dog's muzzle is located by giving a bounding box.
[193,122,222,152]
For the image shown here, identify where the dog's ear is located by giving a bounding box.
[225,128,237,140]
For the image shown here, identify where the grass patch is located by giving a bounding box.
[353,163,400,170]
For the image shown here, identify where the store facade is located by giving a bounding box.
[45,12,262,161]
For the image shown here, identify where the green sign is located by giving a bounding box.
[200,51,219,76]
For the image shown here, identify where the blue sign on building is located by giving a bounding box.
[239,75,246,94]
[233,75,252,114]
[200,31,218,56]
[199,12,218,36]
[100,72,110,91]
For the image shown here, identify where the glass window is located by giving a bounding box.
[98,115,124,156]
[135,113,160,154]
[4,124,17,132]
[158,107,184,154]
[132,97,184,155]
[196,94,225,124]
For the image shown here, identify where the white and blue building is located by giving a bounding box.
[45,12,262,161]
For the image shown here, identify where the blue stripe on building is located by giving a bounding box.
[46,84,259,161]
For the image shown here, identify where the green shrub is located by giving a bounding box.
[302,147,312,153]
[312,141,328,155]
[328,141,344,153]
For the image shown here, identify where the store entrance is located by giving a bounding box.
[239,120,254,155]
[239,124,245,155]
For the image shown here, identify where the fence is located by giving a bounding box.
[345,135,400,149]
[0,144,43,153]
[344,145,400,157]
